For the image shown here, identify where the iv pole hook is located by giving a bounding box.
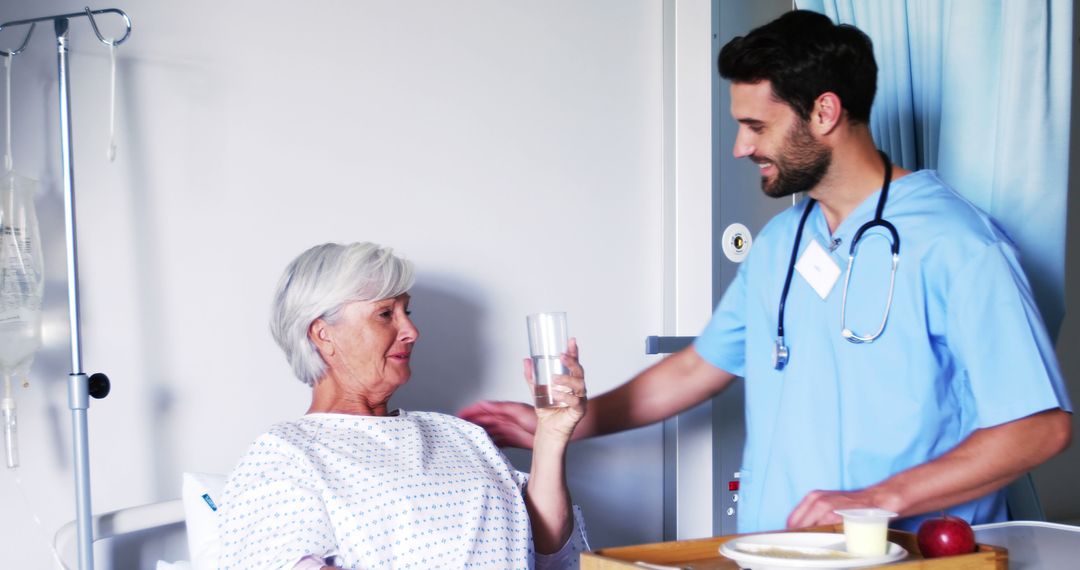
[0,23,35,57]
[83,7,131,46]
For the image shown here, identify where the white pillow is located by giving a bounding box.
[181,472,227,570]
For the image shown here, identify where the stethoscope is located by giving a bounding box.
[772,150,900,370]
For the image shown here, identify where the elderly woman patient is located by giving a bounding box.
[218,242,590,569]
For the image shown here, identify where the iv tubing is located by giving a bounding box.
[2,374,16,468]
[107,45,116,161]
[3,54,11,171]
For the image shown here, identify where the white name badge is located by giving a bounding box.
[795,238,841,300]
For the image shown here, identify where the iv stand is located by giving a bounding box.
[0,8,131,570]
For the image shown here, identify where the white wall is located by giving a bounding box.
[0,1,671,566]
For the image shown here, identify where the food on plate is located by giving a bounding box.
[733,543,854,559]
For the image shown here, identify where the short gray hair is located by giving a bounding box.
[270,242,416,386]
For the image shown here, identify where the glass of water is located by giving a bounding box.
[526,311,568,408]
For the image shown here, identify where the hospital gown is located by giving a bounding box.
[218,410,589,569]
[695,170,1072,533]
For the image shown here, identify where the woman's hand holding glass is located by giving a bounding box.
[520,337,585,554]
[456,339,587,449]
[526,337,586,442]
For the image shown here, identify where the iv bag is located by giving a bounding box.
[0,170,44,375]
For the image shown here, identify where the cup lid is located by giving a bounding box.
[834,508,898,520]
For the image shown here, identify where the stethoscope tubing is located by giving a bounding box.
[777,199,818,340]
[773,150,900,370]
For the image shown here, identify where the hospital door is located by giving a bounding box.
[653,0,791,540]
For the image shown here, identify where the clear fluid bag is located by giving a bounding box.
[0,170,44,372]
[0,170,43,469]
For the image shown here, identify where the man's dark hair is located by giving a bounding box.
[718,10,877,124]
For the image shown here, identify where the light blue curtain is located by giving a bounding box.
[797,0,1072,339]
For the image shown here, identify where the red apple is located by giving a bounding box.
[916,514,976,558]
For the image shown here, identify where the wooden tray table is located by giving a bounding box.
[581,524,1007,569]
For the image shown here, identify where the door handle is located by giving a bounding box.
[645,336,695,355]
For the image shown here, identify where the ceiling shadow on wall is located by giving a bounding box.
[391,278,487,416]
[117,55,180,500]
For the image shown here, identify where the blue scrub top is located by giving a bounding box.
[696,171,1072,533]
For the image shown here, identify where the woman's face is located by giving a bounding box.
[315,293,418,393]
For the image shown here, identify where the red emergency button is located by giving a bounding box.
[728,480,740,491]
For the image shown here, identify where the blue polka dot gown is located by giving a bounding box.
[218,411,589,569]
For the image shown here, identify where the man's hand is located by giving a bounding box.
[786,409,1071,529]
[458,399,538,448]
[786,488,887,528]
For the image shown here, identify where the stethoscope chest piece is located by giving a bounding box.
[773,337,789,370]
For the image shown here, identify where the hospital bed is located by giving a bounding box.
[53,473,224,570]
[54,499,187,569]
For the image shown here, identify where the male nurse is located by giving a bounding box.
[461,10,1072,532]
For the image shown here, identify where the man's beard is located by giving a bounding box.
[758,120,831,199]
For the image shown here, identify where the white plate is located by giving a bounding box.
[719,532,907,570]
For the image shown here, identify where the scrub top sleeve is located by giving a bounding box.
[946,242,1072,428]
[694,261,748,377]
